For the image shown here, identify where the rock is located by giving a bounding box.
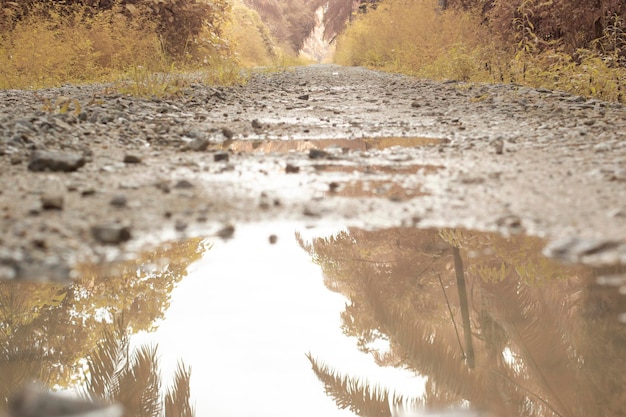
[109,195,127,207]
[123,153,142,163]
[297,94,310,100]
[155,181,170,193]
[492,138,504,155]
[41,193,64,210]
[185,138,209,152]
[411,101,421,108]
[251,119,263,129]
[214,152,229,162]
[269,234,278,244]
[308,149,329,159]
[285,164,300,173]
[28,150,86,172]
[91,223,132,245]
[174,179,194,189]
[217,224,235,239]
[221,127,234,139]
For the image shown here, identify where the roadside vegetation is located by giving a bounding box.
[335,0,626,102]
[0,0,295,93]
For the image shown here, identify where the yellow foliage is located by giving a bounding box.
[0,1,250,91]
[334,0,626,102]
[225,0,278,67]
[335,0,494,81]
[0,2,163,89]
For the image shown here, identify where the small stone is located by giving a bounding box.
[91,223,132,245]
[28,150,86,172]
[493,138,504,155]
[185,138,209,152]
[175,221,187,231]
[411,101,421,108]
[309,149,329,159]
[174,179,194,189]
[217,224,235,239]
[329,182,340,192]
[269,234,278,244]
[297,94,310,100]
[214,152,229,162]
[155,181,170,193]
[81,188,96,196]
[285,164,300,174]
[251,119,263,129]
[28,204,42,216]
[41,193,64,210]
[123,154,142,164]
[221,127,234,139]
[110,195,127,207]
[496,214,522,230]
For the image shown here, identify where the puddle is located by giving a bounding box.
[221,137,443,153]
[1,225,625,417]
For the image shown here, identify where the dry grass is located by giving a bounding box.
[0,2,163,89]
[334,0,626,102]
[0,1,254,94]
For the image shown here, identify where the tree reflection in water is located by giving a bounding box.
[0,238,207,416]
[301,228,626,417]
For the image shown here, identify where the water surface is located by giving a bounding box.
[1,225,625,417]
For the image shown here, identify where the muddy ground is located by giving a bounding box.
[1,64,625,280]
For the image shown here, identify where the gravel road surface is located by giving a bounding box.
[1,64,625,280]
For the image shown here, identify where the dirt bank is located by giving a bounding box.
[1,64,625,280]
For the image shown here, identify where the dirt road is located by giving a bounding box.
[1,64,625,280]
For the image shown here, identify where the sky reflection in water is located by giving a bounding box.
[1,224,625,417]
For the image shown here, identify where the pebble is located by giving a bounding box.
[214,152,229,162]
[185,138,209,152]
[174,179,194,189]
[221,127,234,139]
[91,223,132,245]
[41,193,64,210]
[110,195,127,207]
[217,224,235,239]
[309,149,330,159]
[285,164,300,173]
[28,150,86,172]
[123,153,142,163]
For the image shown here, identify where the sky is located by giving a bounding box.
[130,222,426,417]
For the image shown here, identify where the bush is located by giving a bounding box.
[0,0,241,90]
[334,0,626,102]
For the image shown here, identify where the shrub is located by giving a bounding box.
[334,0,626,102]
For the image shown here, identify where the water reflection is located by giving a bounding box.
[1,227,625,417]
[222,137,443,154]
[301,228,626,417]
[0,238,206,416]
